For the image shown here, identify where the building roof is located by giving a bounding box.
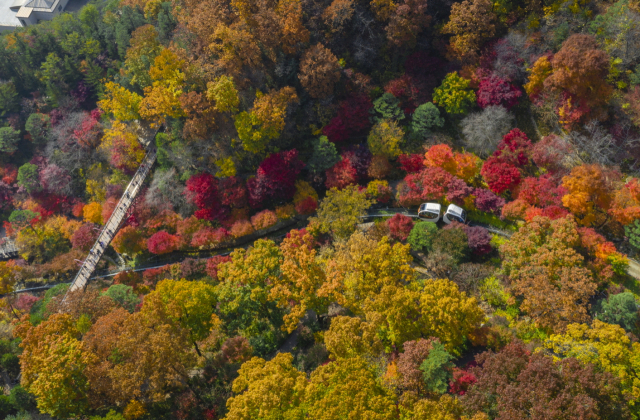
[9,0,27,10]
[0,0,21,28]
[24,0,54,8]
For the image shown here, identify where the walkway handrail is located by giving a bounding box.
[62,145,157,301]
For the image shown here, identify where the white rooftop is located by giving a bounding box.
[0,0,21,29]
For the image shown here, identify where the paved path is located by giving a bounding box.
[63,146,157,299]
[628,259,640,280]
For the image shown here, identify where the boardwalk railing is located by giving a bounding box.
[62,145,157,299]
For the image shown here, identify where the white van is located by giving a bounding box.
[418,203,442,222]
[443,204,467,224]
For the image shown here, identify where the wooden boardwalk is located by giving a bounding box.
[0,238,18,260]
[63,145,157,297]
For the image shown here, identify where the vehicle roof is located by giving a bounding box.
[422,203,441,211]
[446,204,465,216]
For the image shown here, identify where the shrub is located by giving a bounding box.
[407,221,438,253]
[295,196,318,215]
[465,225,492,255]
[368,155,392,179]
[205,255,232,280]
[71,223,98,251]
[113,270,142,288]
[325,156,358,190]
[247,149,304,207]
[190,227,230,248]
[9,385,37,413]
[276,204,296,220]
[147,230,180,254]
[366,180,392,203]
[398,154,425,173]
[102,284,140,313]
[387,213,415,241]
[480,276,510,306]
[433,225,470,264]
[474,188,506,213]
[251,210,278,230]
[293,180,319,205]
[230,220,255,237]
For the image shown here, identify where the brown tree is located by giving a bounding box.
[298,44,342,99]
[323,0,355,32]
[386,0,431,48]
[544,34,612,125]
[462,341,631,420]
[500,216,598,331]
[441,0,496,60]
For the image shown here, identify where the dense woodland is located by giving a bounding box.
[1,0,640,417]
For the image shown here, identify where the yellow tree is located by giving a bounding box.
[98,82,143,121]
[147,278,219,354]
[309,185,373,239]
[270,230,329,333]
[323,233,414,310]
[0,260,22,294]
[225,353,308,420]
[139,48,187,125]
[304,356,398,420]
[82,202,103,224]
[367,119,404,159]
[324,316,383,359]
[18,314,96,418]
[234,87,299,153]
[416,279,484,352]
[207,75,240,113]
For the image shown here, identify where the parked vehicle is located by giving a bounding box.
[443,204,467,224]
[418,203,442,222]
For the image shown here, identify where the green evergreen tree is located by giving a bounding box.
[372,92,405,122]
[0,127,20,154]
[307,136,340,173]
[594,292,639,332]
[419,341,454,394]
[412,102,444,138]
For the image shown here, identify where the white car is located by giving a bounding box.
[443,204,467,224]
[418,203,442,222]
